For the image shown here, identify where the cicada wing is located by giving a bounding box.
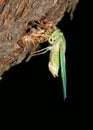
[60,37,67,100]
[60,51,66,100]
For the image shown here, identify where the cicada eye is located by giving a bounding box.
[49,37,56,43]
[49,38,53,42]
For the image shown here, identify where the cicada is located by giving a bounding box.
[48,28,67,100]
[31,28,67,100]
[16,17,67,99]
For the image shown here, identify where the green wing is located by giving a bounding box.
[60,33,67,100]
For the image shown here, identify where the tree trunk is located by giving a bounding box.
[0,0,79,79]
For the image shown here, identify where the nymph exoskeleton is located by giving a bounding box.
[16,18,56,62]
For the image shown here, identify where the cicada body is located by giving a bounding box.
[28,28,67,100]
[48,29,67,100]
[20,18,67,100]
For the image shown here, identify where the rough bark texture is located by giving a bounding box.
[0,0,79,79]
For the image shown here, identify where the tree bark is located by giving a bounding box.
[0,0,79,79]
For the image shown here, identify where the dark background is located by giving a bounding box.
[0,0,92,128]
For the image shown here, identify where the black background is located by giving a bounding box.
[0,0,92,128]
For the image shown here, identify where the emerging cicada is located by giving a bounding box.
[30,28,67,100]
[16,17,67,100]
[48,29,67,100]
